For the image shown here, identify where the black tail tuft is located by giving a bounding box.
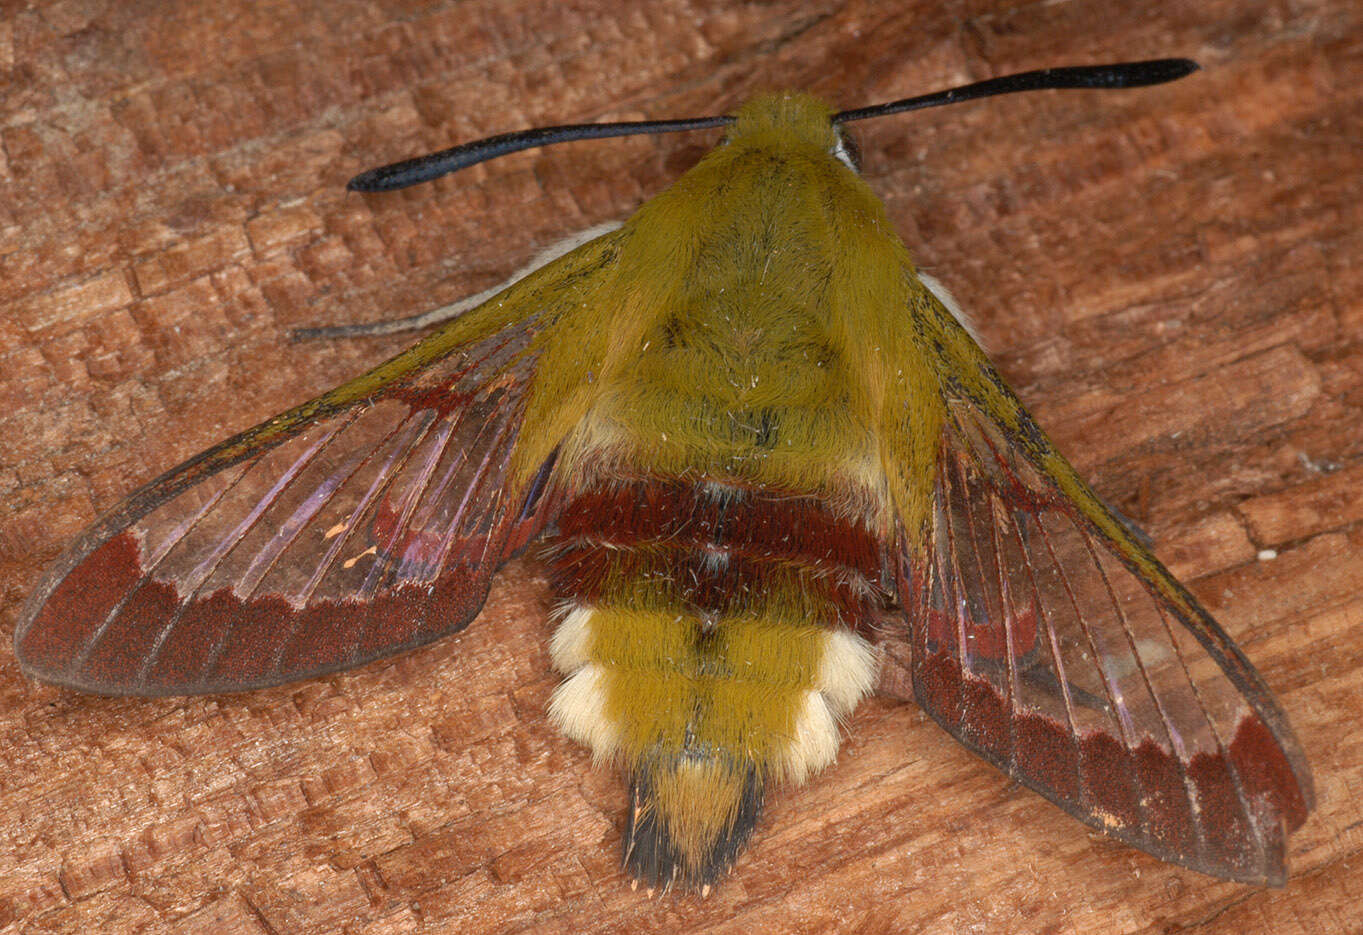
[623,763,764,892]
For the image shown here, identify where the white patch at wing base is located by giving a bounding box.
[315,221,626,336]
[919,271,987,349]
[419,220,624,327]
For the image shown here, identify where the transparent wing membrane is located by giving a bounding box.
[17,325,549,695]
[899,399,1311,884]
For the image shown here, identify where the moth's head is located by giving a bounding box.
[725,93,861,171]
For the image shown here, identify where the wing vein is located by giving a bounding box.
[1075,528,1204,842]
[450,406,522,577]
[83,420,348,681]
[71,465,244,673]
[946,409,1015,762]
[172,418,356,685]
[292,410,434,606]
[234,410,370,600]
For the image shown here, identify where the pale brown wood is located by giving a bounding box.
[0,2,1357,932]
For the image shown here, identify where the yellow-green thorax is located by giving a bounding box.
[520,93,944,536]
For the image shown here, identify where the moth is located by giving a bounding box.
[16,59,1313,892]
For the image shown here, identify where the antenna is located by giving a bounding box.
[347,59,1198,193]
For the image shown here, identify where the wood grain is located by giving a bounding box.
[1,1,1357,932]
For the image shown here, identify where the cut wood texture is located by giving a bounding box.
[0,1,1356,932]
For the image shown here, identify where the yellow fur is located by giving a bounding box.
[646,759,751,868]
[527,96,918,879]
[507,95,943,536]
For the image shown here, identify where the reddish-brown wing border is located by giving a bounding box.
[892,289,1313,884]
[16,317,553,696]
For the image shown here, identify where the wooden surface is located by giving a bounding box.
[1,1,1357,932]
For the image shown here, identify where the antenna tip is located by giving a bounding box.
[1091,58,1202,90]
[1159,58,1202,80]
[346,170,388,193]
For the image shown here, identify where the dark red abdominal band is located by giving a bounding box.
[543,474,891,629]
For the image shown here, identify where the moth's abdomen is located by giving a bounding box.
[541,476,887,889]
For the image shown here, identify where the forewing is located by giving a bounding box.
[895,292,1314,884]
[17,320,555,696]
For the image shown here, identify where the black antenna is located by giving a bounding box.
[347,59,1198,193]
[833,59,1198,124]
[348,116,732,192]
